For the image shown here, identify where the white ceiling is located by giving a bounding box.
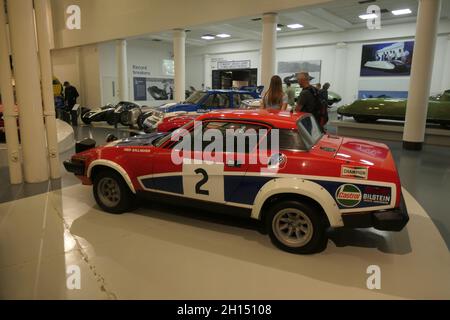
[135,0,450,46]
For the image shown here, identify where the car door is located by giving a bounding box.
[147,120,268,207]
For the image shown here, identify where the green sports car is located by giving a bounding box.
[338,90,450,126]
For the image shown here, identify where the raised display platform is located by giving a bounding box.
[0,119,75,167]
[330,119,450,147]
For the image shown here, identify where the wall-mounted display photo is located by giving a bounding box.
[133,77,174,101]
[360,41,414,77]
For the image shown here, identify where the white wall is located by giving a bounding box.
[187,20,450,105]
[98,39,177,106]
[51,44,101,108]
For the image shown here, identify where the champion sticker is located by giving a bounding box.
[335,184,362,208]
[341,166,369,180]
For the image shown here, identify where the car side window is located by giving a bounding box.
[216,94,230,108]
[203,94,230,108]
[202,94,216,108]
[171,121,267,154]
[223,122,267,154]
[261,129,307,152]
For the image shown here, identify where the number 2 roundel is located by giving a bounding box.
[182,162,225,203]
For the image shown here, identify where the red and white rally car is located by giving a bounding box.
[64,109,408,254]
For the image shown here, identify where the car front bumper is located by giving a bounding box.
[63,160,85,176]
[342,193,409,232]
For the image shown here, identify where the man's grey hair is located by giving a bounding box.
[298,72,310,80]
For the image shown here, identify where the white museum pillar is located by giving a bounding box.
[7,0,49,183]
[203,54,210,89]
[173,29,186,102]
[75,46,85,106]
[333,42,347,105]
[116,39,129,101]
[403,0,441,150]
[260,12,278,91]
[0,0,22,184]
[35,0,60,180]
[441,35,450,92]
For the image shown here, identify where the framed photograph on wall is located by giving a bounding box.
[360,41,415,77]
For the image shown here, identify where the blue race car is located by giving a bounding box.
[136,89,261,131]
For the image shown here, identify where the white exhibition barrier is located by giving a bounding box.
[0,119,75,167]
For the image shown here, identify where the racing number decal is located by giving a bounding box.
[182,162,225,203]
[195,168,209,195]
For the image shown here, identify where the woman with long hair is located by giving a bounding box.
[261,75,288,111]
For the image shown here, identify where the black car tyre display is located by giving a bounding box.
[93,170,136,214]
[266,200,328,254]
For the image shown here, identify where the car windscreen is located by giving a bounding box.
[154,120,195,148]
[185,91,207,104]
[297,115,323,149]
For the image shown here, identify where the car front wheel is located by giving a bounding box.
[93,170,136,214]
[266,201,328,254]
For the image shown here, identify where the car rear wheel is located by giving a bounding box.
[266,201,327,254]
[93,170,136,214]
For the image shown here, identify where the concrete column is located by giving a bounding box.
[173,29,186,102]
[260,12,278,91]
[7,0,49,182]
[333,42,347,105]
[441,35,450,92]
[35,0,60,180]
[116,39,129,101]
[0,0,22,184]
[403,0,441,150]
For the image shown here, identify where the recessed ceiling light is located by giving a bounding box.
[287,24,304,29]
[359,13,378,20]
[201,34,215,40]
[392,9,412,16]
[276,27,282,31]
[216,33,231,38]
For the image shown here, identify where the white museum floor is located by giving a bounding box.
[1,182,449,300]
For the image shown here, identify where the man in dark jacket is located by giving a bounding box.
[63,81,79,110]
[296,72,327,131]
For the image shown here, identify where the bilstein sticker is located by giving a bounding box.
[363,186,391,205]
[335,184,362,208]
[341,166,369,180]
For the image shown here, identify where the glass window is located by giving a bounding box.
[216,94,230,108]
[298,115,323,149]
[261,129,307,152]
[240,93,256,101]
[169,121,266,154]
[186,91,207,104]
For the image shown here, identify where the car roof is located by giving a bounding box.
[196,109,308,129]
